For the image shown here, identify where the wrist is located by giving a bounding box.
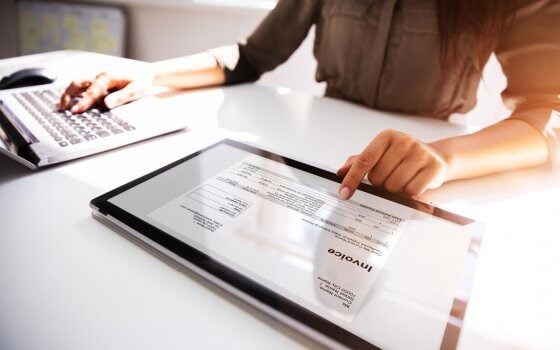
[150,62,164,86]
[428,138,461,182]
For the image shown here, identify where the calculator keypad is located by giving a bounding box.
[12,89,136,147]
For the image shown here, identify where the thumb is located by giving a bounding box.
[104,82,143,109]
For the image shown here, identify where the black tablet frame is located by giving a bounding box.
[91,139,476,350]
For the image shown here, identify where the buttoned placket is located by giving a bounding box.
[361,0,399,107]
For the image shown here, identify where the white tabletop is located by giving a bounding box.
[1,51,559,350]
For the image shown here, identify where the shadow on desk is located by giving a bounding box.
[0,156,33,183]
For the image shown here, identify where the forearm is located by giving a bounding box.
[430,119,549,181]
[152,52,225,89]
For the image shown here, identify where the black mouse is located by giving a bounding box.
[0,68,57,90]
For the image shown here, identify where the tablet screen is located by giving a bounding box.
[100,140,476,350]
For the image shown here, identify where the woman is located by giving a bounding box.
[59,0,560,200]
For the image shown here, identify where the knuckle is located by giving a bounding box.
[400,135,416,148]
[389,129,408,138]
[392,138,416,158]
[91,79,106,89]
[404,184,422,196]
[379,129,391,137]
[384,180,400,193]
[407,144,430,161]
[87,84,106,97]
[380,129,398,139]
[125,89,136,99]
[96,72,109,79]
[93,77,109,87]
[355,153,373,168]
[409,141,424,154]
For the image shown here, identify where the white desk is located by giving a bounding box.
[1,51,559,350]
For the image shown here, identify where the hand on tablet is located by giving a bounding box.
[58,71,154,113]
[337,130,449,199]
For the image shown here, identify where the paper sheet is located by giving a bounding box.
[149,153,414,322]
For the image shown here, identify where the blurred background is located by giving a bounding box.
[0,0,324,95]
[0,0,510,126]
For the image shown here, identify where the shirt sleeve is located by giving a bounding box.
[495,0,560,168]
[209,0,321,84]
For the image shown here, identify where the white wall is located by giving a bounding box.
[124,3,326,95]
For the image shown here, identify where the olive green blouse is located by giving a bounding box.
[211,0,560,165]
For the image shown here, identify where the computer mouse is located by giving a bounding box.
[0,67,57,90]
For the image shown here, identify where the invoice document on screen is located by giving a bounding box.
[148,153,415,322]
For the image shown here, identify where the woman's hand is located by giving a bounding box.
[58,70,155,113]
[337,130,449,199]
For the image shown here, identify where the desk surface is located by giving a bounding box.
[1,51,559,350]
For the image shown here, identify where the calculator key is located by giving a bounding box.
[13,88,137,147]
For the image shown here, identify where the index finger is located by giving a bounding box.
[58,80,91,110]
[339,134,391,200]
[70,74,113,113]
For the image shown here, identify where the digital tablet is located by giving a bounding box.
[90,139,481,350]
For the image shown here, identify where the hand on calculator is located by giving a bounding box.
[58,71,154,113]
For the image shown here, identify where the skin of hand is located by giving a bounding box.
[58,52,225,113]
[58,70,155,113]
[337,119,549,199]
[337,129,448,199]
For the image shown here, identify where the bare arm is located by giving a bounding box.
[58,52,225,113]
[337,118,549,199]
[431,119,548,181]
[152,52,225,89]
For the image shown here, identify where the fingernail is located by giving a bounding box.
[339,187,350,200]
[70,105,79,113]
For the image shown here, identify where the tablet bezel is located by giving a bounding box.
[90,139,477,349]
